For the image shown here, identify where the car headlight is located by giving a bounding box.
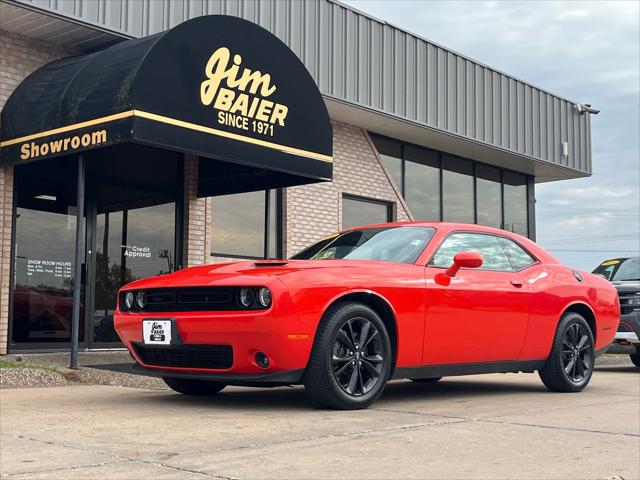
[239,288,255,308]
[135,291,146,309]
[123,292,134,310]
[257,287,272,307]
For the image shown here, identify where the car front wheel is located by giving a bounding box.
[304,302,392,410]
[162,377,226,396]
[539,312,595,392]
[630,353,640,368]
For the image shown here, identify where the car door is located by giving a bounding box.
[422,232,532,365]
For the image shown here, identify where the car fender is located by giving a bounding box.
[315,288,400,358]
[319,288,399,323]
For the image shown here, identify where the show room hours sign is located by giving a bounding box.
[26,258,72,278]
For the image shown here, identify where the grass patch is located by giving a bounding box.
[0,359,61,374]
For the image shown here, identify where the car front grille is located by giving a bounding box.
[133,343,233,369]
[618,291,640,316]
[144,288,237,311]
[122,287,268,312]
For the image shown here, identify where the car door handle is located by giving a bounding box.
[510,280,523,288]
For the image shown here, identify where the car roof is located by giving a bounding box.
[343,221,522,237]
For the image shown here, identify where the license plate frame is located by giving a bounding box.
[142,319,172,345]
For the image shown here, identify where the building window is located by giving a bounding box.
[211,189,281,260]
[405,146,440,220]
[12,160,81,344]
[476,164,502,229]
[442,156,474,223]
[503,171,528,237]
[370,133,530,237]
[373,136,403,189]
[342,195,393,229]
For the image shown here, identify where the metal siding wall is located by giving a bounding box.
[13,0,591,172]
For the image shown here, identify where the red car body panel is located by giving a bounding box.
[114,222,619,379]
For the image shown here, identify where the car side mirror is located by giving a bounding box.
[435,252,483,286]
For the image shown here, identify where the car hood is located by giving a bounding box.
[121,259,395,290]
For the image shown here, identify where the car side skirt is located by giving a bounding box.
[393,359,546,380]
[132,364,304,387]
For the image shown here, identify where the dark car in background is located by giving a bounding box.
[593,257,640,367]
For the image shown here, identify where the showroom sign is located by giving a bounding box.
[19,130,108,161]
[0,15,333,183]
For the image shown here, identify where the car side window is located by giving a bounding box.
[430,233,513,271]
[499,238,536,270]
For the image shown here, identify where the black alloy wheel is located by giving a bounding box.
[539,312,595,392]
[560,323,592,382]
[331,317,384,396]
[304,302,392,409]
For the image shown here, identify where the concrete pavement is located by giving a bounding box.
[1,366,638,479]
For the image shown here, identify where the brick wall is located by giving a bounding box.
[0,168,13,354]
[284,120,413,256]
[0,30,75,108]
[0,30,77,353]
[183,155,212,267]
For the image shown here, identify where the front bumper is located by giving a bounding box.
[114,306,314,378]
[132,364,304,387]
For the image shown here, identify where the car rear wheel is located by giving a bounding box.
[539,312,595,392]
[304,302,392,410]
[630,353,640,368]
[162,377,226,396]
[410,377,442,383]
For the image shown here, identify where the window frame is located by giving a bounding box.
[498,236,538,272]
[210,188,283,260]
[427,230,539,273]
[341,193,394,229]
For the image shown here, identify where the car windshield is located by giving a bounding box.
[593,257,640,281]
[291,226,436,264]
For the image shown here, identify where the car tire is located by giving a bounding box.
[304,302,392,410]
[162,377,226,396]
[539,312,595,392]
[630,353,640,368]
[410,377,442,383]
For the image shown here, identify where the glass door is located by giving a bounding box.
[89,202,176,346]
[84,144,180,348]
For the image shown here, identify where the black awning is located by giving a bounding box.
[0,15,333,190]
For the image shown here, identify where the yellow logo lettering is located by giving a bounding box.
[200,46,288,136]
[17,130,107,161]
[20,143,30,160]
[49,139,64,153]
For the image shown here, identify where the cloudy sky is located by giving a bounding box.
[345,0,640,271]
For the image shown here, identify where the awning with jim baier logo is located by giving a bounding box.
[0,15,333,195]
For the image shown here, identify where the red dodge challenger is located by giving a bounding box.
[114,222,619,409]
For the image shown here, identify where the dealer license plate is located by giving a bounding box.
[142,320,172,345]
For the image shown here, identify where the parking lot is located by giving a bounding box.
[1,365,638,480]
